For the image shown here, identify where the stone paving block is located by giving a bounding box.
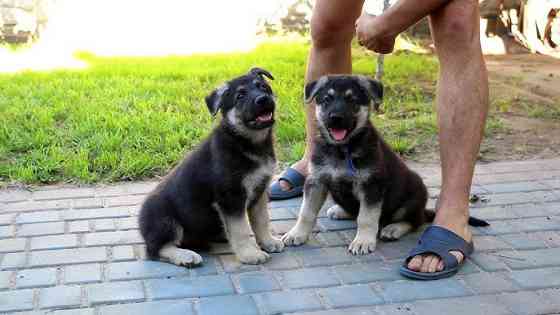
[0,289,34,312]
[537,288,560,310]
[376,278,471,303]
[269,197,303,209]
[64,264,102,284]
[84,230,143,246]
[39,285,82,309]
[263,252,301,270]
[482,181,550,194]
[33,188,94,201]
[279,267,339,289]
[542,178,560,189]
[0,238,26,253]
[107,260,189,281]
[87,281,145,305]
[68,221,90,233]
[16,211,62,224]
[296,247,355,267]
[17,221,65,237]
[498,248,560,269]
[31,235,78,250]
[460,272,518,294]
[317,217,357,231]
[499,233,548,250]
[99,300,194,315]
[320,284,383,308]
[411,295,512,315]
[236,271,280,294]
[315,232,348,247]
[16,268,57,288]
[269,207,297,221]
[509,267,560,289]
[469,252,510,272]
[1,252,27,269]
[0,214,15,226]
[0,190,32,203]
[30,247,107,267]
[117,217,139,230]
[146,275,235,300]
[52,309,94,315]
[335,262,402,284]
[497,291,559,315]
[5,200,71,213]
[64,207,131,221]
[0,271,12,290]
[192,255,219,276]
[198,295,258,315]
[473,235,512,251]
[111,245,135,261]
[534,231,560,247]
[255,289,323,315]
[104,195,146,207]
[72,198,104,210]
[295,308,375,315]
[0,225,15,239]
[93,219,115,231]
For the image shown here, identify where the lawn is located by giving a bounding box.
[0,40,475,184]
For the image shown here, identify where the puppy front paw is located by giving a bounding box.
[237,247,270,265]
[348,235,377,255]
[281,226,311,246]
[260,237,285,253]
[169,249,203,267]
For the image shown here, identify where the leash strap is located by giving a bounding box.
[343,145,357,177]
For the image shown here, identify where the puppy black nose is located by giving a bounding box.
[329,112,344,122]
[255,95,272,106]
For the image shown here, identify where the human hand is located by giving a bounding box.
[355,12,397,54]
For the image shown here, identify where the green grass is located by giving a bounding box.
[1,41,446,184]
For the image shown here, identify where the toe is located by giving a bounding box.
[450,250,464,264]
[407,255,423,271]
[420,255,433,273]
[428,256,440,273]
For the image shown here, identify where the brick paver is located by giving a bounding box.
[0,159,559,314]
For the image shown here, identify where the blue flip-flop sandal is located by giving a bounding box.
[268,167,306,200]
[400,225,474,280]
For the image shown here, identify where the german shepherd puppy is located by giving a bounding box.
[139,68,284,267]
[282,75,487,255]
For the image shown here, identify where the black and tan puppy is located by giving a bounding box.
[282,75,487,255]
[139,68,284,267]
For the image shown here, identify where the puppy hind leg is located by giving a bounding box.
[380,222,413,241]
[327,205,355,220]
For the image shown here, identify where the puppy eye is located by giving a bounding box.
[322,95,333,103]
[236,90,247,100]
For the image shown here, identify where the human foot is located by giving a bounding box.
[269,161,309,200]
[277,160,308,191]
[406,216,472,273]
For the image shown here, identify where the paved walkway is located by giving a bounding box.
[1,159,560,315]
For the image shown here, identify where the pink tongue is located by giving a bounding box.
[330,128,347,141]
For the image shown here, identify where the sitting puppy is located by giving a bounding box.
[282,75,487,255]
[139,68,284,267]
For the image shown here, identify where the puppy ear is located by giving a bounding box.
[205,83,229,116]
[250,67,274,80]
[357,76,383,111]
[304,76,328,103]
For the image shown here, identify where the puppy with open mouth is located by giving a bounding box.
[139,68,284,267]
[282,75,488,255]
